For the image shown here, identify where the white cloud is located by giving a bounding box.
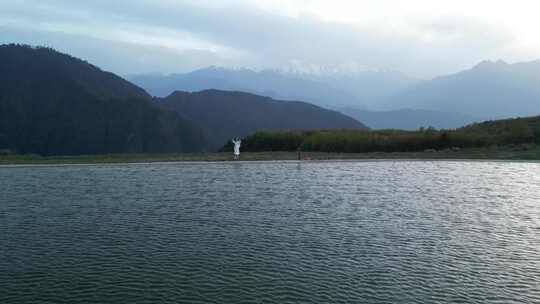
[1,0,539,78]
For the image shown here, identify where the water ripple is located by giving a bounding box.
[1,161,539,303]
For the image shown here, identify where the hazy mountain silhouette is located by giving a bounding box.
[134,61,540,129]
[157,90,367,150]
[130,67,364,108]
[131,67,487,130]
[0,44,206,155]
[292,69,420,109]
[384,60,540,118]
[130,67,422,109]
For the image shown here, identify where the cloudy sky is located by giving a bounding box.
[1,0,540,78]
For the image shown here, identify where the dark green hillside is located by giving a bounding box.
[0,44,150,100]
[461,116,540,143]
[229,116,540,153]
[157,90,367,150]
[0,44,206,155]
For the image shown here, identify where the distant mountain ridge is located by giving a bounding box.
[131,67,364,108]
[130,66,419,110]
[130,66,433,130]
[384,59,540,119]
[132,60,540,130]
[157,89,367,150]
[129,66,494,130]
[294,70,420,109]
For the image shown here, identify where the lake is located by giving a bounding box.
[1,161,539,303]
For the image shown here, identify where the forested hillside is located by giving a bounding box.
[0,44,206,155]
[157,90,366,149]
[157,90,367,150]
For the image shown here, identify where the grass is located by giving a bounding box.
[1,145,539,165]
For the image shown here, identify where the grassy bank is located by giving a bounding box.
[1,145,539,165]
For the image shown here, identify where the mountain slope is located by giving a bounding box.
[385,60,540,118]
[157,90,367,149]
[0,44,206,155]
[1,44,151,100]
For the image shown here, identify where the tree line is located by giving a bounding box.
[223,116,540,153]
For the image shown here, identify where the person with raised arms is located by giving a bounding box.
[232,137,242,160]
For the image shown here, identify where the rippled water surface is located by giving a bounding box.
[1,161,540,303]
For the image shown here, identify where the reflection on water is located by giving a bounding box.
[1,161,539,303]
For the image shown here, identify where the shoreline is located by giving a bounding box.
[1,146,539,166]
[1,158,539,169]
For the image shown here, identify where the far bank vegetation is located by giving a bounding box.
[224,116,540,153]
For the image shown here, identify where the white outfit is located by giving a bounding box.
[232,139,241,156]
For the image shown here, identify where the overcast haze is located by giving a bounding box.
[2,0,539,78]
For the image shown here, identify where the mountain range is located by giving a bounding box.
[3,43,540,156]
[130,67,422,110]
[130,67,364,109]
[383,60,540,119]
[0,44,365,155]
[131,60,540,130]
